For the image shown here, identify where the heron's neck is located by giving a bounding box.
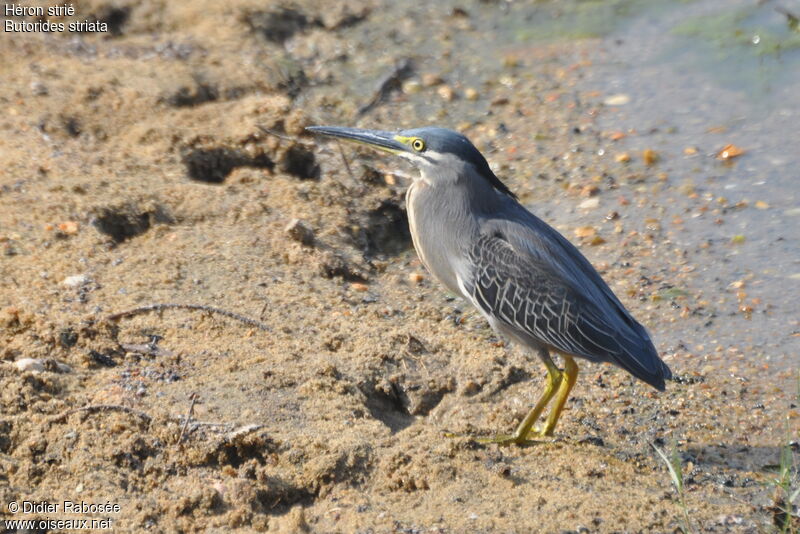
[406,179,485,296]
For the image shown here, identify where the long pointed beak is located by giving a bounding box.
[306,126,409,155]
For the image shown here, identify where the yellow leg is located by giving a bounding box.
[539,355,579,436]
[478,359,562,445]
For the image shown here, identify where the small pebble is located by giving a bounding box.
[717,144,745,160]
[437,85,456,101]
[30,81,48,96]
[13,358,70,373]
[460,380,481,396]
[402,80,422,95]
[15,358,45,373]
[58,221,79,235]
[351,282,369,292]
[62,274,90,287]
[284,218,315,246]
[464,87,479,101]
[409,273,425,284]
[422,73,444,87]
[643,149,659,165]
[603,93,630,106]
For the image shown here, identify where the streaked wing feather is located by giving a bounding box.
[465,231,669,388]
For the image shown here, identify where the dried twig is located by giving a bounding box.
[119,342,173,358]
[357,58,414,116]
[177,393,198,443]
[256,124,312,144]
[335,140,355,181]
[105,303,270,332]
[48,404,152,425]
[46,403,270,445]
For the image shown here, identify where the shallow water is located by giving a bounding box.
[576,0,800,365]
[482,0,800,368]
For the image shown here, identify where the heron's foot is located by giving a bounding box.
[475,433,540,446]
[443,431,538,445]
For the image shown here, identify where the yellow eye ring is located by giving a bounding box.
[411,138,425,152]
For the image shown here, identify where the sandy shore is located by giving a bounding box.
[1,1,797,532]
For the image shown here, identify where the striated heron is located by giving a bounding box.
[307,125,672,445]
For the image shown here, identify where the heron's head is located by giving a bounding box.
[306,125,516,199]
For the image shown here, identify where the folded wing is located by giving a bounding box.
[463,227,671,390]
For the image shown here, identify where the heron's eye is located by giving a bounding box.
[411,138,425,152]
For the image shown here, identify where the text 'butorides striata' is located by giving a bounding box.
[308,125,672,445]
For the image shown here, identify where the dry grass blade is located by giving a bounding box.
[106,303,271,331]
[652,441,694,534]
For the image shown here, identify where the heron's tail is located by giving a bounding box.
[614,324,672,391]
